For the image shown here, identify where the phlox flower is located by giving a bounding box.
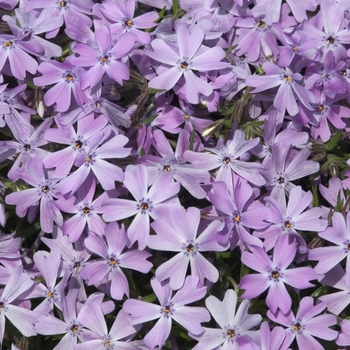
[0,33,38,80]
[263,142,319,209]
[267,297,338,350]
[34,56,87,112]
[239,235,317,313]
[30,0,93,38]
[102,164,180,249]
[5,157,63,233]
[0,265,38,346]
[82,222,152,300]
[337,320,350,347]
[59,131,131,196]
[308,211,350,274]
[97,0,158,44]
[255,186,328,251]
[71,26,136,91]
[56,175,106,242]
[147,24,229,104]
[123,276,210,350]
[75,305,140,350]
[30,250,66,315]
[148,206,226,290]
[44,114,108,178]
[140,129,210,199]
[184,129,266,193]
[317,264,350,316]
[246,62,316,116]
[2,8,62,59]
[0,117,52,181]
[209,180,270,250]
[190,289,262,350]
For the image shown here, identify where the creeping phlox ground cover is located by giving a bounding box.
[1,0,350,349]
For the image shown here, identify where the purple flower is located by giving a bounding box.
[264,142,319,209]
[209,180,270,249]
[75,304,139,350]
[246,62,316,116]
[308,211,350,274]
[239,235,317,313]
[97,0,158,44]
[71,27,136,91]
[147,24,229,104]
[5,157,63,233]
[184,129,266,191]
[44,114,108,178]
[0,265,37,346]
[102,164,180,249]
[59,131,131,196]
[34,56,87,112]
[337,320,350,347]
[56,175,106,242]
[82,222,152,300]
[190,289,262,350]
[148,206,226,290]
[255,186,328,251]
[267,297,338,350]
[123,276,210,349]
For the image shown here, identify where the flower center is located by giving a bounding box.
[257,20,266,28]
[103,339,111,347]
[60,0,67,6]
[292,46,298,52]
[293,323,302,331]
[109,258,117,266]
[42,185,50,193]
[283,74,292,82]
[317,104,324,112]
[227,329,235,338]
[66,73,74,81]
[47,291,54,298]
[124,19,133,27]
[284,221,292,229]
[162,305,171,314]
[94,100,102,108]
[85,156,92,163]
[180,61,189,69]
[140,202,148,210]
[277,176,285,184]
[71,325,79,333]
[82,206,90,214]
[74,140,82,149]
[186,244,195,253]
[326,36,335,44]
[100,55,109,63]
[163,165,172,172]
[271,270,280,279]
[183,114,190,119]
[223,157,230,164]
[23,144,31,151]
[234,214,241,222]
[73,262,81,271]
[4,40,12,47]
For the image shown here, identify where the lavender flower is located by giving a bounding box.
[123,276,210,349]
[82,222,152,300]
[190,289,261,350]
[267,297,338,350]
[148,206,226,290]
[239,235,317,313]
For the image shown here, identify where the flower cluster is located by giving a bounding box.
[1,0,350,349]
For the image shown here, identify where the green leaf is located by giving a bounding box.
[172,0,179,15]
[148,87,166,95]
[144,113,158,125]
[312,185,319,207]
[188,127,195,151]
[326,131,342,151]
[156,6,167,22]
